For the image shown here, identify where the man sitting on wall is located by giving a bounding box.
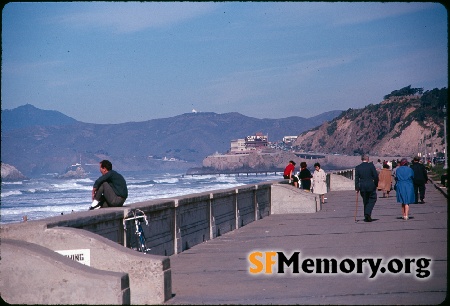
[89,160,128,210]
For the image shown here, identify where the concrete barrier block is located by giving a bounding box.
[0,239,130,305]
[1,223,171,305]
[271,184,319,214]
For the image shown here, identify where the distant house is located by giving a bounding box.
[282,136,298,144]
[246,132,268,149]
[230,138,247,153]
[230,132,268,153]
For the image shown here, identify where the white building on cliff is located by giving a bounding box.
[230,132,268,154]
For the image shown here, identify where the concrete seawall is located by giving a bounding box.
[1,171,355,304]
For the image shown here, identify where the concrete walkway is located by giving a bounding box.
[165,182,447,305]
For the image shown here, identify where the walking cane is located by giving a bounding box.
[354,191,359,223]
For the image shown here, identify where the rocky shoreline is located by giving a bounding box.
[56,166,88,179]
[1,163,28,181]
[191,152,407,174]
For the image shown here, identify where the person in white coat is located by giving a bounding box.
[312,162,327,204]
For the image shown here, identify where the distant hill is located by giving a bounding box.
[200,87,448,173]
[293,87,447,157]
[1,104,79,132]
[1,106,342,176]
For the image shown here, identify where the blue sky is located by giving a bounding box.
[2,2,448,124]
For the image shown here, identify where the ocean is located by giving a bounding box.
[1,170,282,225]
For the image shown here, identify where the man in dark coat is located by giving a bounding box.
[355,154,379,222]
[89,160,128,210]
[410,156,428,204]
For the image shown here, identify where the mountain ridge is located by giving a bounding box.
[1,105,342,176]
[1,104,79,132]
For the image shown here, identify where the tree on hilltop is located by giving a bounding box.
[383,85,424,100]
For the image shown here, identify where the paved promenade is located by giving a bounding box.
[166,182,447,305]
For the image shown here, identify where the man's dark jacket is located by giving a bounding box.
[355,162,379,192]
[93,170,128,198]
[410,162,428,184]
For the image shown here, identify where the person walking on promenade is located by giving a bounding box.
[283,160,298,187]
[312,162,327,204]
[410,156,428,204]
[377,163,392,198]
[89,160,128,210]
[299,162,312,191]
[392,161,399,190]
[375,159,383,172]
[387,160,392,170]
[391,159,397,169]
[355,154,379,222]
[395,158,415,220]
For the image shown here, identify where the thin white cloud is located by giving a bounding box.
[260,2,439,27]
[201,53,359,109]
[212,53,358,87]
[329,2,441,26]
[56,2,220,33]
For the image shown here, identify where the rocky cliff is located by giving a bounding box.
[293,90,446,157]
[1,163,28,181]
[202,150,299,172]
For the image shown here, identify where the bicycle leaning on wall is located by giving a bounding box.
[123,208,151,254]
